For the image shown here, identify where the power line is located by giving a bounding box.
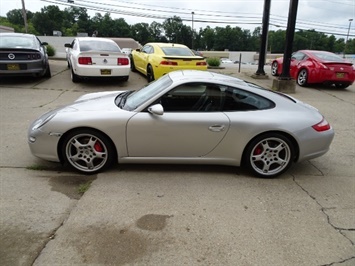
[38,0,354,37]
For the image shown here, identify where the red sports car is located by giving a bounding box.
[271,50,355,89]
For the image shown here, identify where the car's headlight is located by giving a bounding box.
[32,113,56,130]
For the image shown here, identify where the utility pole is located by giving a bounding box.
[21,0,28,33]
[344,19,353,58]
[191,12,195,49]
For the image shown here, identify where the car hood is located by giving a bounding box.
[57,90,125,113]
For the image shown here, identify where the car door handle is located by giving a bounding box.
[208,125,226,132]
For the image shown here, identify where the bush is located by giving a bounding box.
[45,44,56,56]
[206,57,221,67]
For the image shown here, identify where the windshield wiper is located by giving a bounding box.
[116,91,133,108]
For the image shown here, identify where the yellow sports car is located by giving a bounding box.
[130,42,207,81]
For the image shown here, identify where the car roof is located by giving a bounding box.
[75,37,116,43]
[167,70,246,85]
[146,42,188,48]
[0,32,36,38]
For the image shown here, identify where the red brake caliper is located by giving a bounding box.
[94,141,104,152]
[254,145,263,155]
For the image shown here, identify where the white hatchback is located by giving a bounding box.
[65,37,130,82]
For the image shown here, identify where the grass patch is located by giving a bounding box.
[26,164,47,171]
[78,181,92,194]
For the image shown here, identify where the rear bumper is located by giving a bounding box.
[74,65,130,77]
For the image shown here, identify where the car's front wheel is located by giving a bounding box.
[271,61,278,76]
[244,133,295,178]
[147,65,155,82]
[44,65,51,78]
[61,129,116,174]
[130,56,136,72]
[297,69,308,86]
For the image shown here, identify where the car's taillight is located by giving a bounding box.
[313,59,328,69]
[196,61,207,66]
[78,57,92,65]
[117,58,129,65]
[160,61,178,66]
[312,118,331,132]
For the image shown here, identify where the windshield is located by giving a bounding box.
[123,75,173,111]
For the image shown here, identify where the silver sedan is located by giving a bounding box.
[28,70,334,178]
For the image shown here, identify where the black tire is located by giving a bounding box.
[44,65,51,78]
[244,133,295,178]
[335,83,349,89]
[297,69,308,87]
[271,61,278,76]
[130,56,136,72]
[121,76,129,82]
[61,129,116,174]
[67,60,70,69]
[147,65,155,82]
[71,68,79,83]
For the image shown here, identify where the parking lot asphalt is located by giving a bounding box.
[0,60,354,266]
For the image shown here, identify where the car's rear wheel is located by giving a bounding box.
[244,133,295,178]
[335,83,349,89]
[297,69,308,86]
[71,68,79,83]
[271,61,278,76]
[147,65,155,82]
[61,129,116,174]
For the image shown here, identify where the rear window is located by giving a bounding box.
[311,51,344,62]
[161,47,194,56]
[79,41,121,52]
[0,36,36,49]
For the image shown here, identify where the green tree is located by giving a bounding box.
[131,23,151,44]
[200,26,215,50]
[162,16,184,43]
[32,5,64,35]
[6,9,33,25]
[113,18,131,37]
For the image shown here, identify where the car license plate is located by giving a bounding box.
[7,64,20,70]
[100,69,111,75]
[336,72,345,78]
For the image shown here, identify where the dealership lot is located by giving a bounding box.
[0,60,354,265]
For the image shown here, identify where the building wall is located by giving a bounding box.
[0,25,15,33]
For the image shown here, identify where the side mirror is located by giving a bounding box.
[148,104,164,116]
[64,43,72,48]
[135,48,141,52]
[42,42,48,46]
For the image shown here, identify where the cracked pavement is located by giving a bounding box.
[0,61,354,265]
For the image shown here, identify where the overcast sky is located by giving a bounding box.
[0,0,354,38]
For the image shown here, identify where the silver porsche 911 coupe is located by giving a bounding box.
[28,70,334,178]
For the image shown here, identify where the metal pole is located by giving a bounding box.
[255,0,271,75]
[344,19,353,58]
[21,0,28,33]
[279,0,299,79]
[191,12,195,49]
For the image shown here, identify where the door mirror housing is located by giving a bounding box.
[148,104,164,115]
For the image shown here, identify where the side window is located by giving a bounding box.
[142,45,153,54]
[292,51,305,61]
[159,83,224,112]
[222,87,274,111]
